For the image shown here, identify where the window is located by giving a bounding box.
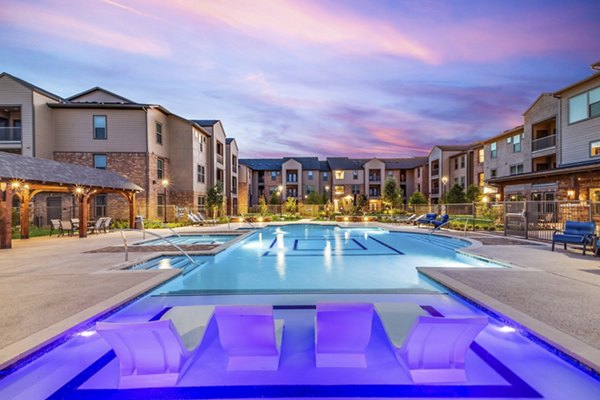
[569,87,600,123]
[232,155,238,173]
[232,176,237,194]
[460,156,465,168]
[478,148,484,164]
[387,171,394,177]
[157,158,164,179]
[94,194,107,217]
[491,169,497,178]
[352,170,359,180]
[93,115,107,140]
[513,134,521,153]
[306,185,315,195]
[417,183,421,192]
[591,141,600,157]
[156,122,163,145]
[93,154,107,170]
[322,171,329,181]
[197,195,206,212]
[454,158,458,170]
[335,170,344,179]
[460,177,465,187]
[417,168,421,178]
[334,185,344,195]
[197,164,205,183]
[307,171,314,180]
[478,172,485,187]
[510,164,524,175]
[352,185,360,194]
[490,142,497,158]
[157,194,165,217]
[271,171,277,181]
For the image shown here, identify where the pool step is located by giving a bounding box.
[404,234,464,251]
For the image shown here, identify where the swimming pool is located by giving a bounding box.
[149,224,499,295]
[2,223,599,399]
[136,234,239,246]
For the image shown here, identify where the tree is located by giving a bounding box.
[356,194,368,213]
[305,191,323,205]
[382,177,403,209]
[258,195,268,216]
[408,191,427,205]
[268,191,280,205]
[206,184,224,219]
[285,196,297,214]
[446,184,466,204]
[465,184,481,203]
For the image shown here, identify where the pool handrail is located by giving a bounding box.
[120,228,198,265]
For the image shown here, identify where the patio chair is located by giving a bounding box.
[187,212,203,226]
[315,302,374,368]
[552,221,596,255]
[197,212,217,225]
[49,219,61,236]
[70,218,80,231]
[103,217,113,233]
[214,305,284,371]
[396,214,416,223]
[431,214,450,230]
[416,213,437,227]
[375,303,487,383]
[96,305,215,389]
[59,220,74,237]
[89,217,107,234]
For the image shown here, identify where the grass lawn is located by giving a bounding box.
[11,227,53,239]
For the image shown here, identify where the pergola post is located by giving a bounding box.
[0,187,14,249]
[128,192,137,229]
[17,188,32,240]
[78,192,90,238]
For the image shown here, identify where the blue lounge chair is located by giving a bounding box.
[417,213,437,227]
[432,214,450,230]
[552,221,596,255]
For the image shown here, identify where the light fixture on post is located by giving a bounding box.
[441,176,448,201]
[277,185,283,216]
[161,179,169,224]
[0,181,6,192]
[567,189,575,200]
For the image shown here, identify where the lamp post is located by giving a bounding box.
[441,176,448,202]
[277,185,283,216]
[161,179,169,223]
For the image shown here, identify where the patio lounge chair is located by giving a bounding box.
[417,213,437,227]
[315,302,374,368]
[187,212,204,226]
[49,219,61,236]
[96,305,215,389]
[431,214,450,229]
[102,217,112,233]
[396,214,416,223]
[375,303,487,383]
[552,221,596,255]
[89,217,107,234]
[214,305,284,371]
[70,218,80,231]
[59,220,74,237]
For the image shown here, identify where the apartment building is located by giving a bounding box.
[241,156,428,211]
[225,138,239,215]
[427,145,472,203]
[0,73,238,223]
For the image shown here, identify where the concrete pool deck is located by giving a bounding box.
[0,222,599,377]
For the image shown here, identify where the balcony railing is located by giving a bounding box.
[287,175,298,183]
[217,153,224,164]
[431,169,439,176]
[532,134,556,152]
[368,191,381,197]
[0,127,22,142]
[369,175,381,182]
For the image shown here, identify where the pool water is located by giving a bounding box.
[152,224,499,295]
[136,234,239,246]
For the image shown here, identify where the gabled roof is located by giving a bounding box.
[239,158,283,171]
[283,157,322,170]
[436,144,473,151]
[319,161,330,171]
[67,87,135,103]
[226,138,235,144]
[382,157,428,169]
[0,72,64,102]
[192,120,220,127]
[326,157,366,170]
[0,152,142,192]
[522,93,555,116]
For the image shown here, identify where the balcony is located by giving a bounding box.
[286,174,298,183]
[0,127,22,142]
[532,134,556,152]
[368,175,381,182]
[368,190,381,198]
[217,153,224,164]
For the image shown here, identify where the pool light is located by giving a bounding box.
[343,216,349,222]
[498,325,516,333]
[77,330,96,338]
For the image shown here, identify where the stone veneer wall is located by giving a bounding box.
[238,182,249,214]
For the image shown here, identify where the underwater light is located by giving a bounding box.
[498,326,516,333]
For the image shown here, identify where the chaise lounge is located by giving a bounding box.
[96,305,215,388]
[375,303,487,383]
[552,221,596,255]
[214,305,284,371]
[315,302,374,368]
[431,214,450,230]
[416,213,437,227]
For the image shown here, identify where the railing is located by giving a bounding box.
[286,175,298,182]
[217,153,224,164]
[120,228,197,265]
[369,176,381,182]
[368,191,381,197]
[431,169,439,176]
[0,127,22,142]
[532,134,556,152]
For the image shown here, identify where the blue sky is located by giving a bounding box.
[1,0,599,158]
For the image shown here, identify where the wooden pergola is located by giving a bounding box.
[0,152,143,249]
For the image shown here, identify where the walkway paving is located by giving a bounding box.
[0,223,599,375]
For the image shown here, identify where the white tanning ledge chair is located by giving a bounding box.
[96,305,215,389]
[375,303,487,383]
[214,305,284,371]
[315,302,374,368]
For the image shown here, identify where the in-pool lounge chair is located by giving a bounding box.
[214,305,284,371]
[552,221,596,255]
[375,303,487,383]
[96,305,215,389]
[315,302,374,368]
[417,213,437,227]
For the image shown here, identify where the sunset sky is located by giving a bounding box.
[1,0,599,158]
